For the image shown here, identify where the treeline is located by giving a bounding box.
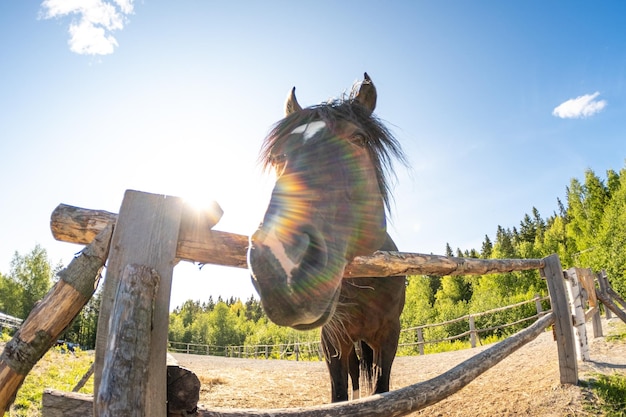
[168,297,319,350]
[399,165,626,353]
[2,165,626,353]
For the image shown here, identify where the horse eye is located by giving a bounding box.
[350,134,367,147]
[272,153,287,165]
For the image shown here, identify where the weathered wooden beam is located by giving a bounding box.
[95,264,160,417]
[595,289,626,324]
[346,252,544,277]
[51,204,544,277]
[0,224,112,414]
[540,254,578,384]
[42,313,555,417]
[42,389,93,417]
[94,190,184,417]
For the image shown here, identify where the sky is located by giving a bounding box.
[1,1,625,311]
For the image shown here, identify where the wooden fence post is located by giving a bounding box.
[564,268,590,361]
[534,294,544,317]
[94,190,184,417]
[468,316,477,348]
[416,328,425,355]
[597,271,613,319]
[95,264,160,416]
[540,254,578,384]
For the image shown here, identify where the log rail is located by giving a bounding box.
[50,203,544,278]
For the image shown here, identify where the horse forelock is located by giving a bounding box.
[259,100,407,213]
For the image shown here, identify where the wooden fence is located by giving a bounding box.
[166,294,551,360]
[0,312,23,331]
[0,189,623,416]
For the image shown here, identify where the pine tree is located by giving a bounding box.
[480,235,493,259]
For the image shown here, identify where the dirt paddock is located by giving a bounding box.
[172,318,626,416]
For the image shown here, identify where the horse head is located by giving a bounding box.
[248,73,403,330]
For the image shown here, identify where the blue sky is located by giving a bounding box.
[1,1,625,310]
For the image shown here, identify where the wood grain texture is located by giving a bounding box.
[541,254,578,384]
[94,190,184,417]
[95,264,160,417]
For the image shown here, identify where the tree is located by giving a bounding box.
[0,271,22,317]
[400,275,436,329]
[480,235,493,259]
[492,226,516,258]
[566,170,609,266]
[5,245,57,318]
[593,168,626,296]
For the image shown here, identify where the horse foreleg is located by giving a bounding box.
[348,348,360,400]
[321,330,352,402]
[372,327,401,394]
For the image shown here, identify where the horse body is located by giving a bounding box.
[323,234,405,401]
[248,73,406,402]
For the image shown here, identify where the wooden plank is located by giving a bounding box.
[576,268,597,307]
[95,264,160,416]
[51,204,545,278]
[94,190,183,417]
[42,313,554,417]
[541,255,578,384]
[0,225,112,414]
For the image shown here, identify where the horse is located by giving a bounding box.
[247,73,407,402]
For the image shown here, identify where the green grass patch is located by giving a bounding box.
[7,345,94,417]
[581,373,626,417]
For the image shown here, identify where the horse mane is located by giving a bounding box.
[259,91,407,214]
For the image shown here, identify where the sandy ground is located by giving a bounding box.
[172,318,626,416]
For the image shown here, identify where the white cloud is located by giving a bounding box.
[552,92,607,119]
[39,0,134,56]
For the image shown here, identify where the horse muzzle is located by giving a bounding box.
[247,225,344,330]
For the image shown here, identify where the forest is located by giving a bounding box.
[1,165,625,352]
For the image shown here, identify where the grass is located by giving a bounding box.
[4,342,94,417]
[579,320,626,417]
[581,373,626,417]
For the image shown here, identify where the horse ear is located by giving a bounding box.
[354,72,377,113]
[285,87,302,115]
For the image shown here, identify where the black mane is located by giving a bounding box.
[259,97,407,213]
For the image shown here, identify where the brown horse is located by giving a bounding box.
[248,73,406,402]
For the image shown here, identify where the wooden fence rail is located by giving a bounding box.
[0,313,23,331]
[49,203,545,278]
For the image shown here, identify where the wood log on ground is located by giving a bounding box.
[42,389,94,417]
[167,366,200,416]
[50,203,545,278]
[95,263,160,417]
[0,225,112,414]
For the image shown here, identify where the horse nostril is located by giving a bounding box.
[288,232,311,266]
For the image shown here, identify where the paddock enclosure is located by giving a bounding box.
[1,189,625,416]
